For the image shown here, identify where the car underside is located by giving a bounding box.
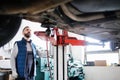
[0,0,120,50]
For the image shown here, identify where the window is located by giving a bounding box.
[85,37,119,65]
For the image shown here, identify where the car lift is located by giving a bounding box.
[34,27,85,80]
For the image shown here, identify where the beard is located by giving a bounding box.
[24,33,31,38]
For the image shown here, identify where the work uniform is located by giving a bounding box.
[11,38,37,80]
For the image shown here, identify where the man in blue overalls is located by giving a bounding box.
[11,26,39,80]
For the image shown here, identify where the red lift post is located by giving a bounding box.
[34,27,85,80]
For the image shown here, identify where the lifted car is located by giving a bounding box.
[0,0,120,50]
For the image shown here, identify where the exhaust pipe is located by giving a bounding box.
[61,4,105,22]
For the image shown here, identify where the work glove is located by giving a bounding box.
[11,71,18,79]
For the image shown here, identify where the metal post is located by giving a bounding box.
[118,49,120,64]
[84,36,87,65]
[53,45,67,80]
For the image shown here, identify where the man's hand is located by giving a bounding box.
[11,71,18,79]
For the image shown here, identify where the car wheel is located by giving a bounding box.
[0,15,22,47]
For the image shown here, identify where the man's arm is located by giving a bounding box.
[10,43,18,78]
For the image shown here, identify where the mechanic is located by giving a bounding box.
[11,26,40,80]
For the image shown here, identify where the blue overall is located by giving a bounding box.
[15,38,37,80]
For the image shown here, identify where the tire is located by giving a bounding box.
[0,15,22,47]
